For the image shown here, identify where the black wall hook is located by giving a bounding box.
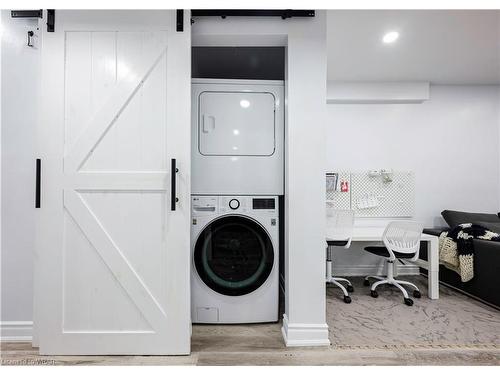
[27,31,34,47]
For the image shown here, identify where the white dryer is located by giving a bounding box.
[191,79,284,195]
[191,195,279,324]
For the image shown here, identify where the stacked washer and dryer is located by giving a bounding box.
[191,79,284,323]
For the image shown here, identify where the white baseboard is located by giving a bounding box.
[1,321,33,342]
[332,264,419,277]
[281,314,330,347]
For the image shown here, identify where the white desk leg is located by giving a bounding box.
[428,237,439,299]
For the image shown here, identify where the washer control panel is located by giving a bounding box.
[192,196,278,216]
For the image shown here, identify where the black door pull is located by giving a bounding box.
[171,159,179,211]
[35,159,41,208]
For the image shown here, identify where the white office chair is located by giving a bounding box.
[363,221,424,306]
[326,206,355,303]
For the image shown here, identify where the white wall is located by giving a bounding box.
[1,11,40,335]
[327,85,500,274]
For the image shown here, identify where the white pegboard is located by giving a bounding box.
[325,172,351,210]
[350,171,414,217]
[325,170,415,217]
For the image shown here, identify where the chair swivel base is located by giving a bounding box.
[364,268,421,306]
[326,277,354,303]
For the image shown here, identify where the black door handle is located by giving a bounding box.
[171,159,179,211]
[35,159,41,208]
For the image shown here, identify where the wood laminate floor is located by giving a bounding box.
[2,340,499,366]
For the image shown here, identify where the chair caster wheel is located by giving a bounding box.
[404,298,414,306]
[343,295,352,304]
[413,290,421,298]
[363,279,370,286]
[347,285,354,293]
[370,290,378,298]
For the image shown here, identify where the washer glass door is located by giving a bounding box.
[194,216,274,296]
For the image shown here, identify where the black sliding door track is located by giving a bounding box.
[11,10,43,18]
[191,10,315,19]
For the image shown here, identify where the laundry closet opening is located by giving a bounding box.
[190,46,286,331]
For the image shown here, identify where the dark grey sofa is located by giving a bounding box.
[420,210,500,309]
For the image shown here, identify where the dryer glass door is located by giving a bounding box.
[194,216,274,296]
[198,91,276,156]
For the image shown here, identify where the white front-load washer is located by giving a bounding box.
[191,195,279,324]
[191,79,284,195]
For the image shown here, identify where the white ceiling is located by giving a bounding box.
[327,10,500,84]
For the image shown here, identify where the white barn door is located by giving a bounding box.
[35,10,191,355]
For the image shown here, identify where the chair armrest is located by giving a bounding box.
[423,227,450,237]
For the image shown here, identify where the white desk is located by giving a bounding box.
[349,227,439,299]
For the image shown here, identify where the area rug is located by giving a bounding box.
[327,276,500,350]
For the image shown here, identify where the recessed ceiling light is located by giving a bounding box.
[382,31,399,44]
